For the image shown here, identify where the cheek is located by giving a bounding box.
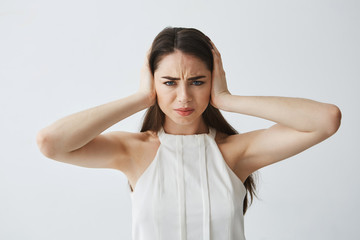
[200,85,211,100]
[154,82,164,99]
[154,86,172,110]
[154,80,160,92]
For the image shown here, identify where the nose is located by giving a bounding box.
[177,83,192,103]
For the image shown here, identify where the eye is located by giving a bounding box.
[164,81,176,86]
[192,81,204,86]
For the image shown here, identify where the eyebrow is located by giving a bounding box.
[161,75,207,81]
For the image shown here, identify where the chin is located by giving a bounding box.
[167,112,202,126]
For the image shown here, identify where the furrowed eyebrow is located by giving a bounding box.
[161,76,206,81]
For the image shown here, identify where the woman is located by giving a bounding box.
[36,27,342,240]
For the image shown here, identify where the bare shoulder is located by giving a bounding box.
[214,130,248,154]
[215,123,328,182]
[128,129,159,153]
[214,130,250,183]
[115,129,157,143]
[113,129,159,159]
[113,129,158,146]
[117,129,160,186]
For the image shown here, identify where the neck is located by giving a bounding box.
[162,118,209,135]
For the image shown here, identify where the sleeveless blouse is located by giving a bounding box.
[126,127,247,240]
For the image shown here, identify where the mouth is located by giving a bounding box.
[174,108,194,116]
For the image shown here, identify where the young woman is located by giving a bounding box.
[36,27,342,240]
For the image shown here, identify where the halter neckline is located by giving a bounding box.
[158,126,216,139]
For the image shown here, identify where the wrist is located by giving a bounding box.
[214,92,232,111]
[135,91,156,108]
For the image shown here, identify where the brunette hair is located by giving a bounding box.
[140,26,258,215]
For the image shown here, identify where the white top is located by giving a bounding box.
[127,126,247,240]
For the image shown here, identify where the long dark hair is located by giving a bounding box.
[140,27,258,215]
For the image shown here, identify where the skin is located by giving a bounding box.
[138,41,341,183]
[37,40,341,192]
[154,50,212,135]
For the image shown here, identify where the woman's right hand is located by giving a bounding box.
[138,48,156,107]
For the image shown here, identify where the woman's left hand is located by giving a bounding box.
[210,41,231,109]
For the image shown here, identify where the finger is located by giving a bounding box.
[145,45,152,60]
[143,48,152,68]
[210,41,220,56]
[211,43,223,64]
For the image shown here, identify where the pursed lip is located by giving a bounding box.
[174,108,194,111]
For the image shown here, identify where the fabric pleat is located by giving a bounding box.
[128,126,247,240]
[199,135,210,240]
[176,135,187,240]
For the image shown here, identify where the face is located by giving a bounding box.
[154,50,212,130]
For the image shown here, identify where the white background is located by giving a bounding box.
[1,0,358,239]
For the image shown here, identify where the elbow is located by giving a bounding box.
[36,130,57,159]
[323,104,342,136]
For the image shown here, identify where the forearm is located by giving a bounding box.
[37,92,151,153]
[219,95,341,133]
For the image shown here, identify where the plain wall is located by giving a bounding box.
[0,0,358,239]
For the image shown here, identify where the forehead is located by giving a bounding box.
[155,50,209,74]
